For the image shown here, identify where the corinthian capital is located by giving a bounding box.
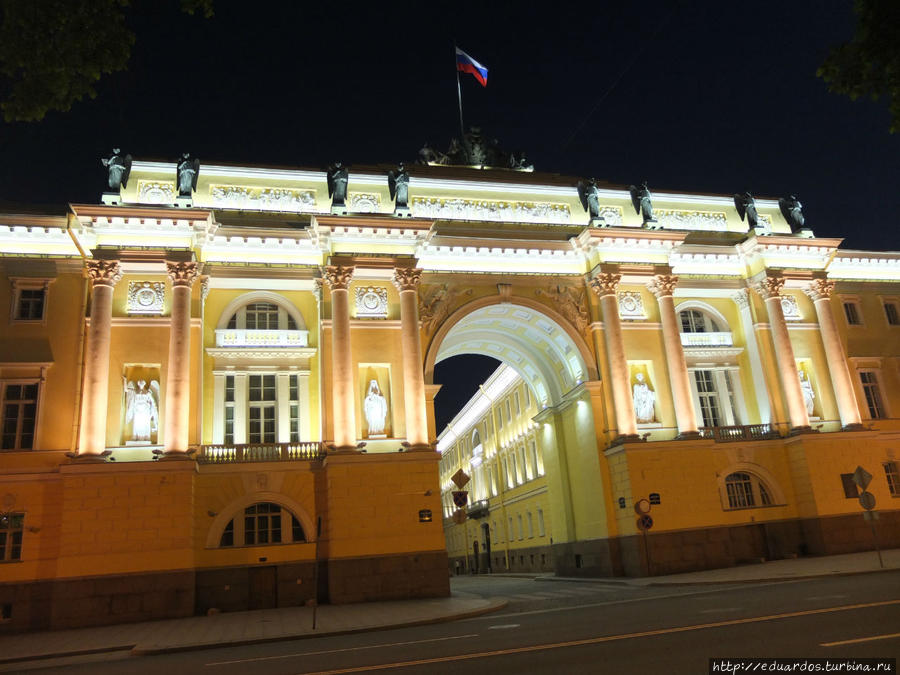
[323,265,354,291]
[166,261,199,287]
[754,275,784,300]
[589,272,621,298]
[804,279,835,302]
[647,274,679,298]
[392,267,423,292]
[86,259,122,287]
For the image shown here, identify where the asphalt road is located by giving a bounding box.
[22,572,900,675]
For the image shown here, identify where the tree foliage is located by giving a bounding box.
[817,0,900,133]
[0,0,212,123]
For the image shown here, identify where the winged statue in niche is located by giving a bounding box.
[125,378,160,443]
[733,191,759,229]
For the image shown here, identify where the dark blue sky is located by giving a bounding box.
[0,0,896,430]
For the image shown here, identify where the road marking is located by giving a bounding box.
[488,624,520,630]
[821,632,900,647]
[295,599,900,675]
[204,634,478,667]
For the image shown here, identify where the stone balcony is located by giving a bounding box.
[214,329,309,348]
[198,442,325,464]
[680,331,733,348]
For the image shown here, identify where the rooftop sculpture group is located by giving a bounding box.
[419,128,532,170]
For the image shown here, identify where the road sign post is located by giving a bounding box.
[635,500,654,576]
[853,466,883,569]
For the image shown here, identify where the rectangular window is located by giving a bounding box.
[496,408,503,429]
[0,512,24,561]
[537,508,546,537]
[884,302,900,326]
[505,400,511,422]
[248,375,276,443]
[508,517,513,541]
[244,503,281,546]
[859,371,885,419]
[840,473,859,499]
[843,301,862,325]
[1,383,38,450]
[884,461,899,496]
[694,370,722,428]
[514,392,521,416]
[524,385,530,406]
[224,375,235,445]
[289,374,300,442]
[517,514,523,540]
[15,289,45,320]
[527,511,534,538]
[245,303,278,330]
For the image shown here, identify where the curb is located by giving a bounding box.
[0,645,135,667]
[131,598,508,656]
[644,566,900,587]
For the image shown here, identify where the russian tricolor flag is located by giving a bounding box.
[456,47,488,87]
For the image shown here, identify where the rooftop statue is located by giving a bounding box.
[388,163,409,208]
[101,149,132,191]
[577,178,603,222]
[629,181,656,224]
[779,195,805,231]
[733,191,759,229]
[327,162,349,208]
[176,153,200,197]
[418,128,532,170]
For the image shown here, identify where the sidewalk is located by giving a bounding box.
[538,547,900,586]
[0,593,506,668]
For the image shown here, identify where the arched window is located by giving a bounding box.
[679,308,721,333]
[724,472,773,509]
[226,302,298,330]
[218,502,307,547]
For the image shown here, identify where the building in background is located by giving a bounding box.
[1,146,899,630]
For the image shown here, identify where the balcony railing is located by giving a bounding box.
[198,442,326,464]
[698,424,781,442]
[680,331,733,347]
[215,329,309,348]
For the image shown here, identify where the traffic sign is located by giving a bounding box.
[852,466,872,490]
[451,469,471,489]
[649,493,661,505]
[634,499,651,515]
[859,491,876,511]
[636,514,653,531]
[452,490,469,508]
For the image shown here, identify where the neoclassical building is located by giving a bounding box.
[1,153,899,630]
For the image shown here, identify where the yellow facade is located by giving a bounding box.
[1,158,898,631]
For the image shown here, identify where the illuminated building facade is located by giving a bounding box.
[1,156,899,630]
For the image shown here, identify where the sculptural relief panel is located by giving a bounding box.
[355,286,388,318]
[348,193,381,213]
[137,180,176,204]
[655,209,728,231]
[209,184,316,212]
[411,197,570,224]
[127,281,165,315]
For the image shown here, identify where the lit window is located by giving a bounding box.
[695,371,722,428]
[218,502,306,547]
[884,462,899,497]
[1,383,38,451]
[843,301,862,325]
[884,302,900,326]
[0,512,24,562]
[10,279,50,323]
[248,375,276,443]
[679,309,720,333]
[226,301,298,331]
[859,371,885,419]
[724,472,775,509]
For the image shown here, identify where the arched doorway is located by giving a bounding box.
[427,297,615,571]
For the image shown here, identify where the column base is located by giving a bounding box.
[675,430,702,440]
[840,423,865,432]
[400,442,435,452]
[393,206,412,218]
[65,450,112,463]
[788,425,818,436]
[326,442,365,453]
[609,434,643,447]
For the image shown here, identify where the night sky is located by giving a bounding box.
[1,0,897,433]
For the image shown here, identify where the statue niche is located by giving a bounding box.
[123,376,160,445]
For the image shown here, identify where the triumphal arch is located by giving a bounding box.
[0,145,898,630]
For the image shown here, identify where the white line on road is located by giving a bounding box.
[806,594,848,601]
[488,624,521,630]
[821,631,900,647]
[698,608,742,614]
[204,634,479,667]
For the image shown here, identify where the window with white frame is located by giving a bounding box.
[524,385,530,407]
[226,303,297,330]
[1,383,38,450]
[537,508,545,536]
[859,371,886,419]
[884,461,899,496]
[517,514,524,540]
[691,369,742,429]
[680,308,721,333]
[9,279,50,323]
[514,391,521,416]
[842,300,863,326]
[216,373,306,445]
[883,300,900,326]
[724,472,773,509]
[527,511,534,538]
[505,399,511,422]
[248,375,276,443]
[0,512,24,562]
[496,408,503,430]
[218,502,306,547]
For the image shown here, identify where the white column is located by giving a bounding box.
[755,275,810,431]
[323,265,357,451]
[804,279,863,429]
[733,289,771,424]
[212,373,225,444]
[589,271,638,439]
[234,373,248,444]
[714,371,736,425]
[647,274,699,437]
[276,372,291,442]
[163,261,198,455]
[77,259,122,456]
[297,373,310,439]
[393,268,430,450]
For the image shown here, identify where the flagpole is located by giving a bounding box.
[454,42,465,140]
